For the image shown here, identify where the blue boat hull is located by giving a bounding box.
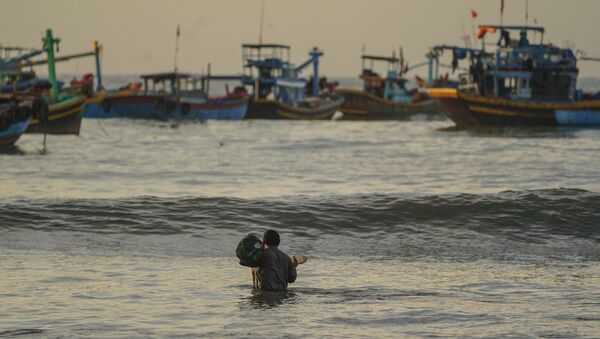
[84,102,118,118]
[0,118,31,150]
[428,89,600,127]
[555,110,600,126]
[94,95,249,120]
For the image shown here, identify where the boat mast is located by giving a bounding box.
[94,40,103,91]
[42,29,60,103]
[310,48,320,97]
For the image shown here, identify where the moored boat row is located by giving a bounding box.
[3,18,600,151]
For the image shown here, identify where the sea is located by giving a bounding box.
[0,76,599,338]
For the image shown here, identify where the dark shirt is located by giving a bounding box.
[255,246,296,292]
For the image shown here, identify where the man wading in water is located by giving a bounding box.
[252,230,307,292]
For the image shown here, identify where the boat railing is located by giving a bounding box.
[491,46,577,73]
[242,44,291,66]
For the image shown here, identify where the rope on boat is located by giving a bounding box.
[96,118,109,136]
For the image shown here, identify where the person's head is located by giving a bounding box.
[263,230,280,247]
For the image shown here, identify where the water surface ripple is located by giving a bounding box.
[2,111,600,337]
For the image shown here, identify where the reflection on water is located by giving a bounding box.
[437,124,582,139]
[0,145,40,155]
[240,290,298,310]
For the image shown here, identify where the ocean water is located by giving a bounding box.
[2,88,600,337]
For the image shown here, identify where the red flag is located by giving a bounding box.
[471,10,478,19]
[477,26,497,39]
[176,25,181,38]
[500,0,505,15]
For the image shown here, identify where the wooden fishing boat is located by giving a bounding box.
[336,88,438,120]
[0,74,87,135]
[104,72,249,121]
[26,92,86,134]
[95,24,248,121]
[335,54,439,120]
[247,94,344,120]
[1,30,93,135]
[427,88,600,127]
[28,30,87,134]
[240,44,343,120]
[426,25,600,127]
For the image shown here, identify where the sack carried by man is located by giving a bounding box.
[236,234,264,267]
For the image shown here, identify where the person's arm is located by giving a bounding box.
[291,255,308,267]
[288,259,297,284]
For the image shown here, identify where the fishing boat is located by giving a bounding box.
[240,44,344,120]
[0,72,86,135]
[104,72,248,120]
[1,30,88,135]
[98,23,248,121]
[0,100,32,150]
[335,54,439,120]
[27,91,87,134]
[26,30,87,134]
[426,25,600,127]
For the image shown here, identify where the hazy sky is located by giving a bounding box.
[2,0,600,78]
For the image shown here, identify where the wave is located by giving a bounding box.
[1,188,598,260]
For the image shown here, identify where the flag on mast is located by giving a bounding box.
[470,10,478,47]
[500,0,505,25]
[177,25,181,38]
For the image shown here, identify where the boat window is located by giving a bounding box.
[499,77,519,97]
[550,54,561,63]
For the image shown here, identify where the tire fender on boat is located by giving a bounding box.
[165,100,177,114]
[32,98,49,123]
[181,103,191,116]
[102,99,112,113]
[156,97,166,112]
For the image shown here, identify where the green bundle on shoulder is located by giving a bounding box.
[236,234,264,267]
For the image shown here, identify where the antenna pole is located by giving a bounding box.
[174,25,180,73]
[500,0,505,26]
[258,0,266,44]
